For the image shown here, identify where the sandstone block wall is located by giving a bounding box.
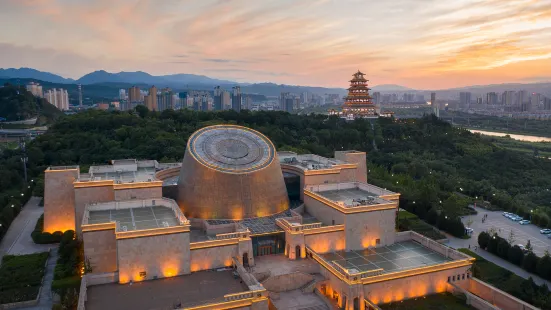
[190,244,238,272]
[74,186,115,236]
[44,169,79,233]
[345,209,396,250]
[117,232,190,283]
[83,229,117,273]
[114,186,162,201]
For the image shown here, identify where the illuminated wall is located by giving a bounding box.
[303,195,345,226]
[44,168,79,233]
[304,230,346,254]
[83,228,117,273]
[74,185,115,236]
[189,245,237,272]
[334,151,367,183]
[117,232,190,283]
[345,208,396,250]
[364,266,471,305]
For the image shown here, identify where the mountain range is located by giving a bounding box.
[1,67,550,98]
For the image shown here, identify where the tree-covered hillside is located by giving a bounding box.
[23,109,551,226]
[0,84,64,124]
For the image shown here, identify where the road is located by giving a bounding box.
[446,206,551,287]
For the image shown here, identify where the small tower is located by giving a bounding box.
[341,70,379,119]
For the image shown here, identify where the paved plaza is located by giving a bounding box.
[461,209,551,257]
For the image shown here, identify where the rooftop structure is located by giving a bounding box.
[278,152,349,171]
[177,125,289,219]
[78,159,181,183]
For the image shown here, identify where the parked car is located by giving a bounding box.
[518,244,527,252]
[503,212,511,217]
[519,220,531,225]
[548,234,551,239]
[465,227,474,235]
[540,229,551,234]
[511,216,523,222]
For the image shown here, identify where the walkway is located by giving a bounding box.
[21,248,58,310]
[0,196,54,258]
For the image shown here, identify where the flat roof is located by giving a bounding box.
[278,153,347,171]
[85,270,248,310]
[88,206,179,232]
[206,209,293,235]
[319,240,451,275]
[77,160,181,183]
[317,188,389,207]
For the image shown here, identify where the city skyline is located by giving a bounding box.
[1,0,550,89]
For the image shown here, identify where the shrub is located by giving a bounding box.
[426,208,438,225]
[0,252,49,303]
[536,254,551,280]
[522,252,539,273]
[478,231,490,249]
[497,239,511,259]
[487,234,499,254]
[30,214,62,244]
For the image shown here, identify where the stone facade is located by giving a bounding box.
[74,185,115,236]
[114,186,162,201]
[83,228,117,273]
[117,232,191,283]
[344,208,396,250]
[304,230,346,254]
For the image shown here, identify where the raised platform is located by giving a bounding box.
[88,206,179,232]
[319,240,450,274]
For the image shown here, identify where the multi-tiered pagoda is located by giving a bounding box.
[341,70,379,119]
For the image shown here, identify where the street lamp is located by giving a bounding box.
[530,209,533,221]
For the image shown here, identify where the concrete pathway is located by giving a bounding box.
[20,247,59,310]
[0,196,55,258]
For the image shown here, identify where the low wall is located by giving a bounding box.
[465,278,539,310]
[447,282,499,310]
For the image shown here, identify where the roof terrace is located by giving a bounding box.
[307,231,474,285]
[81,198,190,236]
[77,159,181,183]
[278,152,350,171]
[304,182,399,212]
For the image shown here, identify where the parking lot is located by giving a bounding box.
[462,208,551,257]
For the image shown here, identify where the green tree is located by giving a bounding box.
[478,231,490,249]
[508,245,524,266]
[497,239,511,259]
[537,252,551,280]
[523,252,539,273]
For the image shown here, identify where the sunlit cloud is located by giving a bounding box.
[0,0,549,89]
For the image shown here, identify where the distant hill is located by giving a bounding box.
[0,68,74,84]
[372,84,413,92]
[0,83,64,124]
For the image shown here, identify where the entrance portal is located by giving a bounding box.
[243,252,249,267]
[295,245,301,259]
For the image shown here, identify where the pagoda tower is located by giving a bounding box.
[341,70,379,119]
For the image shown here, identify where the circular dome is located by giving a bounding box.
[177,125,289,220]
[188,125,275,173]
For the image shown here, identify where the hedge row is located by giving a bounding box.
[478,231,551,281]
[51,230,82,307]
[0,252,49,304]
[31,214,63,244]
[397,210,446,240]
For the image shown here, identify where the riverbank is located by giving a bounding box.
[467,128,551,142]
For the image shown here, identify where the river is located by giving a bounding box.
[468,129,551,142]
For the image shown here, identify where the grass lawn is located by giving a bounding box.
[0,252,49,304]
[379,293,474,310]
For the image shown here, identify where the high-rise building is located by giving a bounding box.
[459,92,472,108]
[430,93,436,106]
[78,84,83,108]
[26,82,43,98]
[530,93,541,111]
[119,89,127,100]
[501,91,515,106]
[157,88,173,111]
[146,86,158,111]
[214,86,223,111]
[518,90,529,105]
[285,96,294,113]
[128,86,142,103]
[476,97,483,105]
[486,92,498,105]
[222,91,231,110]
[232,86,242,112]
[45,88,69,111]
[544,97,551,110]
[244,96,253,110]
[279,92,290,111]
[201,94,209,111]
[372,92,381,105]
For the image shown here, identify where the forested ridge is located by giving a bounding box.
[0,84,64,123]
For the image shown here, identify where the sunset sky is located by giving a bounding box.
[0,0,550,89]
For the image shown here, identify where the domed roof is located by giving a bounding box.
[187,125,276,174]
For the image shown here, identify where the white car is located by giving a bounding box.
[503,212,511,217]
[511,216,523,221]
[519,220,531,225]
[540,229,551,234]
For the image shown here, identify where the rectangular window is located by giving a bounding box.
[376,239,381,245]
[452,276,455,281]
[448,276,451,282]
[462,274,465,280]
